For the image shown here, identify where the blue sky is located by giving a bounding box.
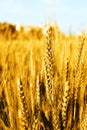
[0,0,87,33]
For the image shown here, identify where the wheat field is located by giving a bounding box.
[0,23,87,130]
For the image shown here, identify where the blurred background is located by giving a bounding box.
[0,0,87,34]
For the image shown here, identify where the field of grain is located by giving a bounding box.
[0,23,87,130]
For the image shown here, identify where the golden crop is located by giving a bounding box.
[0,23,87,130]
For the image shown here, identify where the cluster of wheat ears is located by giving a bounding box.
[0,25,87,130]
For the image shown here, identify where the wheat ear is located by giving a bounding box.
[73,37,85,123]
[62,81,70,129]
[17,78,29,130]
[32,75,43,130]
[44,25,54,104]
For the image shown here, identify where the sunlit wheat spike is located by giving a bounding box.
[32,116,44,130]
[0,89,10,128]
[17,78,29,130]
[66,60,70,82]
[44,25,54,104]
[77,60,86,121]
[52,108,60,130]
[35,75,41,112]
[32,74,45,130]
[73,38,85,122]
[74,37,85,86]
[72,61,85,126]
[62,81,70,129]
[80,104,87,130]
[43,25,55,129]
[29,48,36,115]
[30,48,36,77]
[3,79,14,129]
[52,81,61,130]
[32,75,41,130]
[75,37,85,73]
